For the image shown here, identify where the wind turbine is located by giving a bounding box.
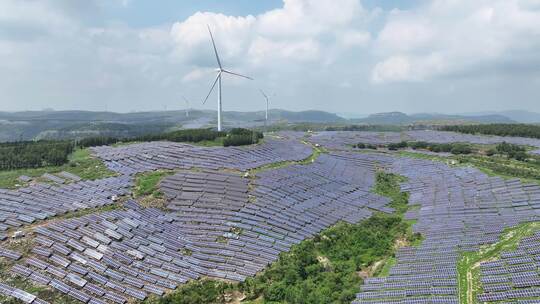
[259,89,270,125]
[182,96,190,118]
[203,25,253,131]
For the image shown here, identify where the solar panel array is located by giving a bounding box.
[478,231,540,303]
[2,132,540,303]
[310,131,405,149]
[91,138,313,175]
[0,176,131,233]
[1,146,396,303]
[353,153,540,304]
[309,130,540,151]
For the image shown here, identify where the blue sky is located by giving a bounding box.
[1,0,539,114]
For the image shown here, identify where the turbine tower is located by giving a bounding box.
[203,25,253,131]
[260,89,270,125]
[182,96,190,118]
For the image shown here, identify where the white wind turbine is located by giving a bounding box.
[182,96,190,118]
[203,25,253,131]
[259,89,270,125]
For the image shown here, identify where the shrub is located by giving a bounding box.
[78,136,119,148]
[223,134,258,147]
[450,143,472,155]
[409,141,429,150]
[485,149,496,156]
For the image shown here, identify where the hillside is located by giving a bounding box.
[354,111,515,125]
[0,109,346,142]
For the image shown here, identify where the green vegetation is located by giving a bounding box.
[355,141,474,155]
[223,129,264,147]
[133,170,176,209]
[376,256,396,277]
[77,136,122,148]
[0,140,74,171]
[354,143,378,150]
[238,215,409,304]
[457,222,540,304]
[492,142,529,161]
[373,172,409,214]
[442,123,540,139]
[149,215,411,304]
[145,280,235,304]
[78,128,263,148]
[134,170,175,198]
[0,148,116,189]
[326,125,405,132]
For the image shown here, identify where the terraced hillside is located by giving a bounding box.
[1,131,540,303]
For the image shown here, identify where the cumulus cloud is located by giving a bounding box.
[371,0,540,83]
[1,0,540,113]
[169,0,370,67]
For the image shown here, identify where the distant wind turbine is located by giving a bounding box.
[182,96,190,117]
[259,89,270,125]
[203,25,253,131]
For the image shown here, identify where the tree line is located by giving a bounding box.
[441,124,540,139]
[354,141,473,155]
[78,128,263,148]
[0,141,74,171]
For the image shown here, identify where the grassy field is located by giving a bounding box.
[133,170,176,209]
[457,222,540,304]
[134,170,176,197]
[0,148,116,189]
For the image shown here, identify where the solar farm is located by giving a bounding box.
[2,131,540,304]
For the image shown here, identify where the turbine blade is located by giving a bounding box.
[259,89,268,99]
[203,73,220,105]
[207,25,222,69]
[222,69,253,80]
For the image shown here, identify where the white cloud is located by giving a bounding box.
[372,56,412,83]
[257,0,363,37]
[248,37,320,65]
[169,0,369,67]
[372,0,540,83]
[338,30,371,47]
[1,0,540,113]
[170,12,255,64]
[182,68,213,83]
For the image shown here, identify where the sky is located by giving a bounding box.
[1,0,539,115]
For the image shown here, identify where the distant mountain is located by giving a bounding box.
[410,113,514,124]
[457,110,540,123]
[0,109,346,142]
[270,110,346,123]
[0,109,529,142]
[357,112,413,125]
[353,112,515,125]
